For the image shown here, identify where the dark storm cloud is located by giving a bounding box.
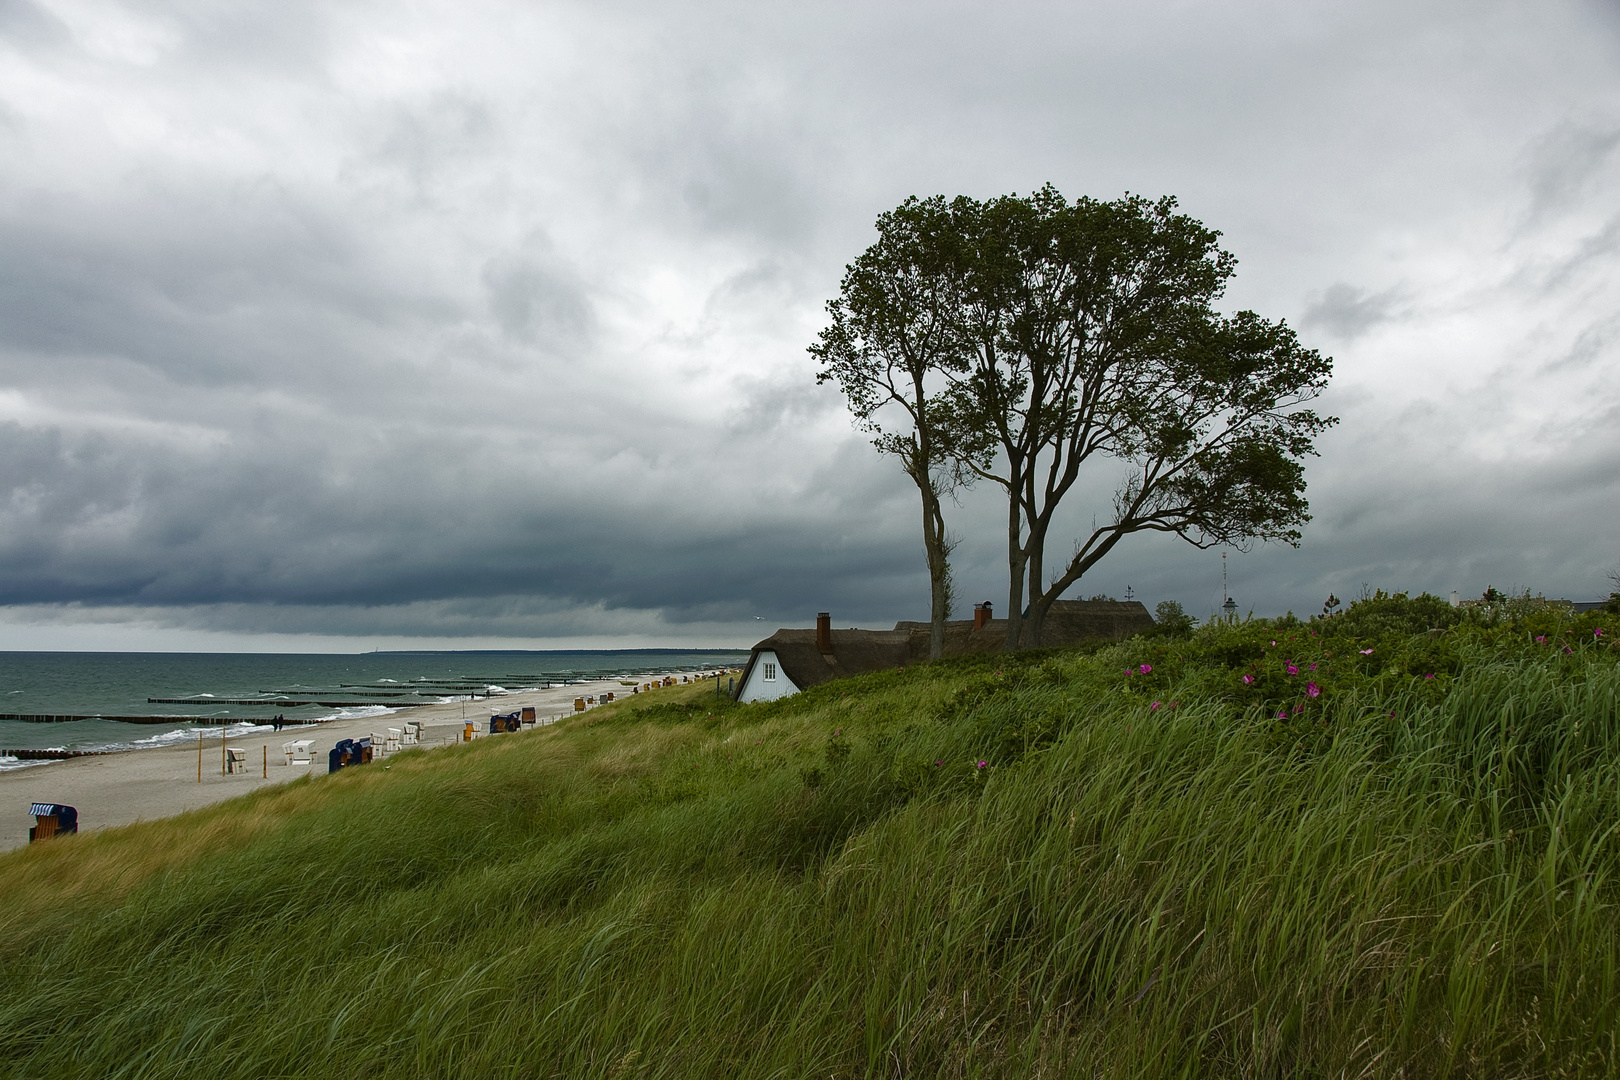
[0,0,1617,647]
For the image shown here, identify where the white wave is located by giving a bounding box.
[130,727,209,748]
[318,705,396,722]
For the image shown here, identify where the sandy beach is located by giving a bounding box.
[1,670,731,852]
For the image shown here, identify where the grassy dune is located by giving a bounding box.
[2,606,1618,1077]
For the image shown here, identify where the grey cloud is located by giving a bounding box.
[1537,215,1620,295]
[1543,313,1620,375]
[1301,284,1404,341]
[482,246,594,348]
[0,0,68,48]
[167,1,332,74]
[1525,122,1620,218]
[365,93,501,198]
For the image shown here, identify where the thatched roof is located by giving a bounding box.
[739,600,1154,697]
[739,627,914,694]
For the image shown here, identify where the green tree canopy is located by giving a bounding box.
[945,187,1335,647]
[815,186,1335,650]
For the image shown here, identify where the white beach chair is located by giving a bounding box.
[370,733,387,759]
[386,728,402,753]
[284,739,315,765]
[225,747,248,774]
[401,722,420,745]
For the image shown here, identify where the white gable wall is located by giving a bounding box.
[736,649,800,703]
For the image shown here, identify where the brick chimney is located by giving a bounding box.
[816,612,833,653]
[973,601,993,631]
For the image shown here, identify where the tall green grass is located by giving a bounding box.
[1,624,1617,1077]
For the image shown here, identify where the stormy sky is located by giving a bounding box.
[0,0,1616,651]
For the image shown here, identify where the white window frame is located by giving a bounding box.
[763,662,777,681]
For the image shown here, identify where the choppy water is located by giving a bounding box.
[0,650,747,769]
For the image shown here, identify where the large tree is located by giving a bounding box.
[943,187,1336,648]
[810,196,970,660]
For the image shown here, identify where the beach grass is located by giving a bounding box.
[1,610,1617,1077]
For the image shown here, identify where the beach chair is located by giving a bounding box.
[28,803,77,842]
[386,728,402,752]
[370,733,388,758]
[225,747,248,774]
[402,722,420,744]
[284,739,315,765]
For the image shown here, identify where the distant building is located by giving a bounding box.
[734,601,1154,703]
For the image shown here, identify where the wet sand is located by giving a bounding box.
[1,672,726,852]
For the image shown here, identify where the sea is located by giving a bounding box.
[0,650,749,770]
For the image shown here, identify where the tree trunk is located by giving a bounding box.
[1004,494,1026,652]
[1020,503,1046,649]
[921,482,951,661]
[1023,588,1055,649]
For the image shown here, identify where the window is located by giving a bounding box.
[763,662,777,681]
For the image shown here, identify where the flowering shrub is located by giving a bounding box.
[919,589,1611,774]
[1106,591,1613,719]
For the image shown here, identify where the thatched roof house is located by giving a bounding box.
[734,600,1153,702]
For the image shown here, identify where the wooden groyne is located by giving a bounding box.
[1,748,117,760]
[3,713,287,725]
[259,690,422,698]
[146,698,397,707]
